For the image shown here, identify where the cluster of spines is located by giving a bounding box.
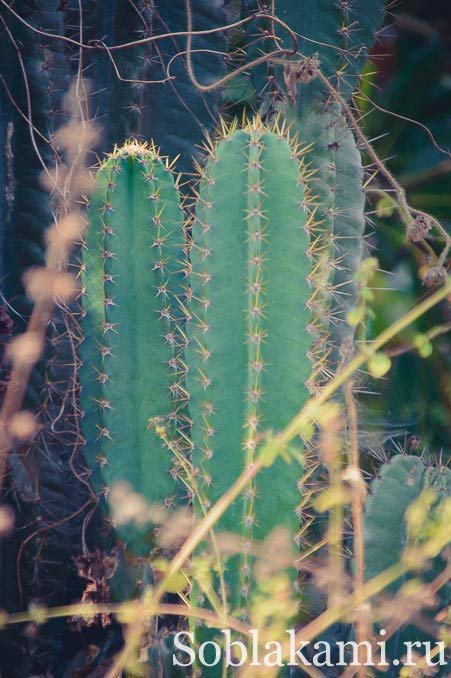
[312,0,385,99]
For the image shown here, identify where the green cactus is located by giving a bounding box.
[186,119,327,618]
[242,0,385,106]
[241,2,379,636]
[364,454,451,675]
[284,0,384,102]
[281,108,366,375]
[239,0,385,369]
[79,141,187,555]
[328,120,367,363]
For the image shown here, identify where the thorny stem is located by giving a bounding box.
[6,601,250,636]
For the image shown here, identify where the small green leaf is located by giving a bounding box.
[367,353,391,378]
[346,306,364,327]
[414,333,433,358]
[376,194,397,217]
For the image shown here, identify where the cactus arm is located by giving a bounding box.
[329,122,366,363]
[295,107,337,345]
[188,128,249,527]
[80,144,186,555]
[364,455,427,586]
[187,122,312,615]
[242,0,384,363]
[272,0,383,362]
[142,0,228,173]
[255,131,311,531]
[101,154,184,497]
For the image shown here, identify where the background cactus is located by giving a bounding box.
[364,454,450,676]
[0,4,91,674]
[64,0,228,171]
[236,0,383,375]
[80,142,187,555]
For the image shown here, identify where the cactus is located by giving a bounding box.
[79,141,187,555]
[140,0,228,173]
[239,0,384,368]
[186,119,324,620]
[0,2,253,671]
[242,0,384,106]
[65,0,229,171]
[7,2,446,677]
[237,2,380,640]
[364,454,451,675]
[364,454,450,584]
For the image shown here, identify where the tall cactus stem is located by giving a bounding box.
[186,117,334,617]
[79,141,187,555]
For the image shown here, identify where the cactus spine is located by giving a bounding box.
[79,142,187,555]
[186,119,328,614]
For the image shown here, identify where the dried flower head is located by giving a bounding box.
[422,265,447,288]
[407,214,433,242]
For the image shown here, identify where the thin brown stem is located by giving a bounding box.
[344,381,366,677]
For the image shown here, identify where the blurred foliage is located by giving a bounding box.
[358,0,451,453]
